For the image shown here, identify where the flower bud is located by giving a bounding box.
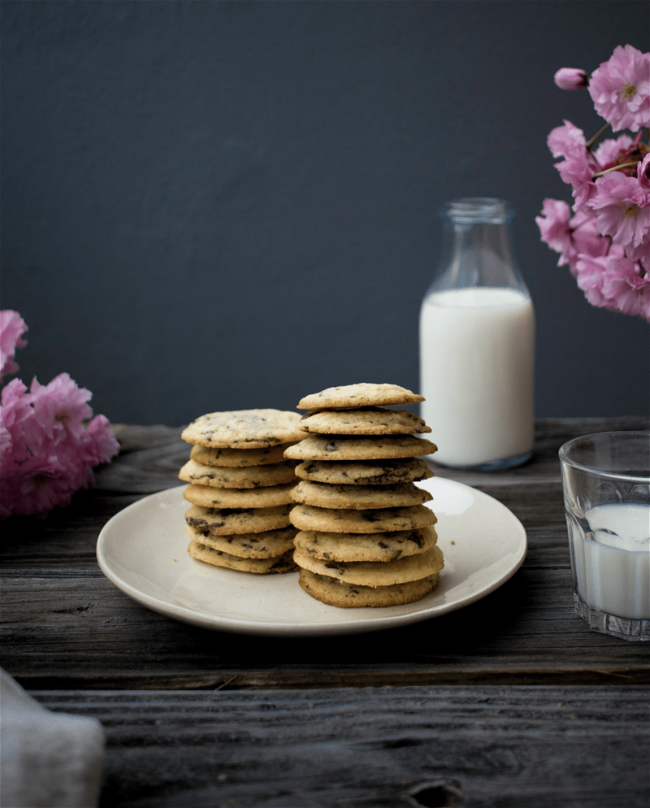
[554,68,589,90]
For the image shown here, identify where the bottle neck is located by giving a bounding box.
[430,198,530,296]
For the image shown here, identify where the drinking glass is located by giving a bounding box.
[559,431,650,641]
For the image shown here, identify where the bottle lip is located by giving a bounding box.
[441,197,514,223]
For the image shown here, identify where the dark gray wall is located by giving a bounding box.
[2,1,649,425]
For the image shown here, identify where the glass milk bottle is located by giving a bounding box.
[419,198,535,470]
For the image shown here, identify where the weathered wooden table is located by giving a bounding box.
[2,417,648,807]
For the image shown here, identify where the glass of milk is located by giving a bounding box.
[559,431,650,642]
[419,198,535,470]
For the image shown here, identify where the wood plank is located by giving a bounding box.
[2,569,648,689]
[2,418,645,564]
[0,419,576,570]
[30,686,649,808]
[97,425,189,494]
[2,419,648,689]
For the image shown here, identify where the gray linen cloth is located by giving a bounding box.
[0,669,104,808]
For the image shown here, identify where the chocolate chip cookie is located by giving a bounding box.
[297,383,424,410]
[294,458,434,485]
[290,503,437,533]
[294,526,437,563]
[284,434,437,461]
[183,482,295,509]
[289,480,432,509]
[300,407,431,435]
[298,569,440,608]
[179,458,296,488]
[182,409,303,449]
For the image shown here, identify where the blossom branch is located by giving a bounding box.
[586,122,611,150]
[591,161,639,180]
[537,45,650,321]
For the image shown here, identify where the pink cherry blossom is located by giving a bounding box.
[568,211,609,265]
[9,451,95,517]
[556,153,598,212]
[536,199,611,278]
[30,373,94,446]
[588,172,650,261]
[0,311,28,377]
[86,415,120,465]
[588,45,650,132]
[547,120,588,159]
[638,154,650,191]
[572,248,650,321]
[592,134,634,170]
[0,378,33,466]
[574,254,615,310]
[535,199,573,257]
[554,68,588,91]
[602,256,650,320]
[546,121,600,210]
[0,355,119,515]
[541,45,650,322]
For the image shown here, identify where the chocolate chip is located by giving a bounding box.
[362,512,382,522]
[378,541,389,549]
[324,563,345,575]
[188,517,213,529]
[324,441,339,452]
[408,531,424,547]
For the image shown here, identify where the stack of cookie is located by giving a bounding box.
[285,383,444,607]
[179,409,305,574]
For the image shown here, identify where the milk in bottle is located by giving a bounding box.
[419,199,535,469]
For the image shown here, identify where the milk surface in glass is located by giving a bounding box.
[419,286,535,467]
[570,502,650,620]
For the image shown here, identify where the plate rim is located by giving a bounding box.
[96,480,527,636]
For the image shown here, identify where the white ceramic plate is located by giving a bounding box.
[97,477,526,636]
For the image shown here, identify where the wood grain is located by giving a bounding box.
[2,418,649,690]
[30,686,649,808]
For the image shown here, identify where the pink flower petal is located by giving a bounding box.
[87,415,120,465]
[602,255,650,320]
[638,154,650,191]
[592,134,634,170]
[0,311,28,377]
[547,120,587,159]
[588,172,650,254]
[0,368,119,515]
[588,45,650,132]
